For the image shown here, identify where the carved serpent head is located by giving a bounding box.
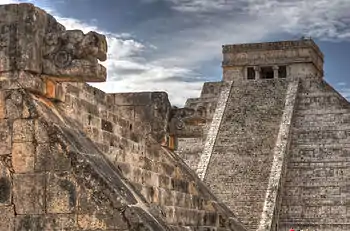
[42,29,108,82]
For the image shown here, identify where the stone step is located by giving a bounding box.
[292,125,350,132]
[294,109,350,116]
[196,81,233,180]
[288,145,350,163]
[291,129,350,144]
[293,113,350,127]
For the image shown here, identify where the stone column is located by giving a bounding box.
[273,65,279,78]
[254,66,261,79]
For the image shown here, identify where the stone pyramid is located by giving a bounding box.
[176,40,350,231]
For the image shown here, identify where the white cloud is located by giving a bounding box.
[152,18,275,68]
[164,0,350,41]
[0,0,16,3]
[250,0,350,41]
[0,0,18,4]
[337,82,347,86]
[165,0,239,12]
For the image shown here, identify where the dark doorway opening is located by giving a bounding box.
[260,66,274,79]
[247,67,255,80]
[278,66,287,78]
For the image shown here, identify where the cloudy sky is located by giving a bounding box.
[3,0,350,106]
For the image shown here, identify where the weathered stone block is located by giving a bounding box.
[0,162,12,205]
[101,119,113,133]
[0,120,11,155]
[0,5,17,72]
[158,175,171,189]
[0,91,5,119]
[141,186,159,204]
[16,3,46,72]
[172,191,187,208]
[78,212,128,230]
[15,214,76,231]
[0,177,11,205]
[5,90,23,119]
[13,173,45,214]
[17,71,45,95]
[160,162,175,177]
[47,172,76,214]
[76,186,101,215]
[0,206,14,231]
[159,188,173,206]
[34,119,50,143]
[117,105,135,120]
[12,142,35,173]
[171,178,189,193]
[46,79,66,102]
[0,72,44,95]
[188,181,199,196]
[12,119,34,142]
[114,93,138,106]
[35,143,71,172]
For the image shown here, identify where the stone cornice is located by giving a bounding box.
[222,39,324,61]
[221,42,324,74]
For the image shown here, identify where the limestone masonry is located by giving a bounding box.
[177,38,350,231]
[0,3,348,231]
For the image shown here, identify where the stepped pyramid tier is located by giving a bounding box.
[176,39,350,231]
[0,3,247,231]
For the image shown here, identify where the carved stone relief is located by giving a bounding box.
[0,3,108,81]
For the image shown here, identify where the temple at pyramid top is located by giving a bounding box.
[221,38,324,82]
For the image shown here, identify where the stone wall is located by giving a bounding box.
[58,81,247,231]
[0,77,172,231]
[203,79,289,230]
[278,77,350,231]
[175,82,222,170]
[3,73,240,230]
[186,82,222,121]
[60,82,171,160]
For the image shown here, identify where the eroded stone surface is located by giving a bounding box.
[0,206,14,231]
[13,173,46,214]
[0,120,11,155]
[0,162,12,205]
[12,142,35,173]
[0,3,107,82]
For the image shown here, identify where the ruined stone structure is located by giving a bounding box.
[0,3,349,231]
[0,3,247,231]
[177,39,350,231]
